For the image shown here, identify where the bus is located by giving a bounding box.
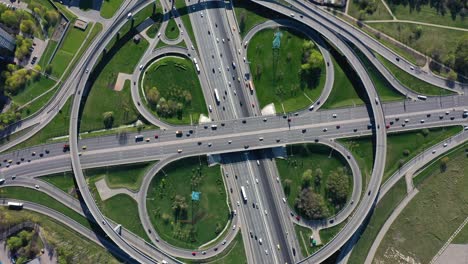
[8,202,23,209]
[214,89,220,104]
[193,58,198,64]
[240,186,247,202]
[246,81,254,93]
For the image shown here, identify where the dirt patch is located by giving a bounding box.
[114,73,132,91]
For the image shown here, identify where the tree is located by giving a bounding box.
[440,156,449,172]
[295,188,329,219]
[172,195,188,219]
[284,179,292,196]
[45,64,53,75]
[403,149,410,156]
[314,168,323,187]
[421,128,430,137]
[44,10,60,27]
[447,70,457,82]
[147,87,160,106]
[302,169,313,187]
[20,19,35,35]
[102,111,114,128]
[7,236,23,252]
[326,170,349,205]
[239,11,247,33]
[1,10,18,28]
[454,36,468,76]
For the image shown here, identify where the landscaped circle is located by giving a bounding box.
[247,28,326,113]
[141,56,208,125]
[278,144,353,220]
[146,157,230,249]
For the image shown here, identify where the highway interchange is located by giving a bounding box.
[0,0,467,263]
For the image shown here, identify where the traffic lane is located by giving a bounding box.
[1,115,466,179]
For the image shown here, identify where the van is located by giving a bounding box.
[417,95,427,100]
[135,135,144,142]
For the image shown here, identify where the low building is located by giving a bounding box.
[0,27,15,52]
[74,19,88,31]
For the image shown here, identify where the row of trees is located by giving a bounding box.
[146,85,192,119]
[293,166,350,220]
[299,40,324,87]
[2,63,42,95]
[7,229,40,263]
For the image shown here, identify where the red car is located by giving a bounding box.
[192,252,196,256]
[386,124,390,129]
[154,134,159,139]
[287,118,291,122]
[296,216,300,221]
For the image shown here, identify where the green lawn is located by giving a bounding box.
[233,0,288,38]
[146,156,230,249]
[452,222,468,244]
[86,173,151,243]
[247,28,326,113]
[277,144,353,217]
[0,187,92,230]
[376,52,454,96]
[142,57,207,125]
[295,224,313,257]
[347,178,407,264]
[350,44,405,102]
[81,33,149,132]
[85,162,156,191]
[321,55,365,109]
[38,40,58,68]
[339,136,374,191]
[100,0,124,19]
[10,98,72,151]
[347,0,393,20]
[374,143,468,263]
[370,23,466,77]
[12,76,56,106]
[165,17,180,40]
[0,208,121,264]
[382,126,461,183]
[389,3,468,28]
[50,23,93,78]
[40,172,76,197]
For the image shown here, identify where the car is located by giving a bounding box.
[255,178,259,184]
[404,119,410,122]
[263,118,267,122]
[410,66,415,70]
[265,250,269,255]
[259,238,263,245]
[276,138,281,142]
[232,225,236,230]
[32,152,36,156]
[432,150,436,154]
[146,138,150,142]
[276,177,279,182]
[332,114,337,118]
[222,38,225,43]
[82,146,87,150]
[208,142,212,147]
[202,251,206,255]
[288,118,291,122]
[200,12,203,17]
[35,184,40,189]
[139,65,143,70]
[228,140,232,144]
[450,116,455,120]
[353,128,358,132]
[296,215,300,221]
[259,137,263,141]
[252,103,255,108]
[427,113,431,117]
[294,112,299,116]
[243,57,246,62]
[302,129,306,133]
[177,149,183,153]
[264,210,268,215]
[237,201,240,206]
[244,145,249,149]
[277,244,281,250]
[443,143,448,147]
[420,119,425,123]
[242,120,246,124]
[214,247,218,251]
[439,115,444,119]
[85,68,89,73]
[127,12,132,18]
[290,13,295,17]
[323,128,328,132]
[216,38,219,42]
[222,240,227,245]
[386,124,390,129]
[192,252,196,256]
[157,32,161,38]
[154,134,159,139]
[402,123,406,127]
[336,125,340,129]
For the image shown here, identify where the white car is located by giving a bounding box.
[139,65,143,70]
[420,119,425,123]
[35,184,40,189]
[209,105,212,112]
[443,143,448,147]
[259,137,264,141]
[157,32,161,38]
[222,38,225,43]
[232,225,236,230]
[216,38,219,43]
[200,12,203,17]
[290,13,295,17]
[228,140,232,144]
[237,201,240,206]
[255,178,259,184]
[191,45,194,50]
[177,149,183,153]
[404,118,410,122]
[243,57,246,62]
[127,12,132,18]
[332,114,337,118]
